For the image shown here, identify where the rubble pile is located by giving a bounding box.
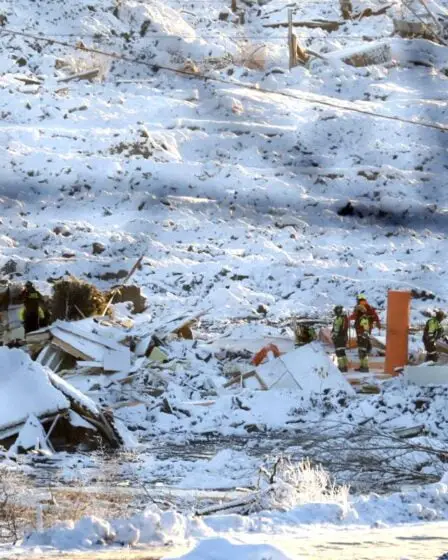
[2,290,448,462]
[0,347,126,452]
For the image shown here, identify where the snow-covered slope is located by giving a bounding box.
[0,0,447,328]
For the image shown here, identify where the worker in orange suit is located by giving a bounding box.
[350,293,381,333]
[353,304,372,372]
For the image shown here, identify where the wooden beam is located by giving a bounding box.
[57,68,100,83]
[51,337,92,361]
[264,19,341,31]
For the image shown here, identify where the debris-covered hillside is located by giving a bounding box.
[1,0,448,555]
[0,0,447,323]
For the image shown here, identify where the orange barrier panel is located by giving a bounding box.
[384,290,411,375]
[251,343,281,366]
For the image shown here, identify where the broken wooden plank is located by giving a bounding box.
[263,19,341,31]
[393,424,425,439]
[223,370,268,390]
[340,0,352,19]
[57,68,100,83]
[355,4,393,20]
[25,329,51,345]
[223,370,255,388]
[101,254,145,316]
[14,76,43,86]
[48,372,122,448]
[51,336,93,361]
[52,321,125,351]
[77,360,103,368]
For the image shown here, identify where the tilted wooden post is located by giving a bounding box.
[231,0,237,13]
[288,9,297,69]
[340,0,353,19]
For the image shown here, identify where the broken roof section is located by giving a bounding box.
[30,318,132,374]
[227,343,355,396]
[0,347,125,452]
[0,348,69,438]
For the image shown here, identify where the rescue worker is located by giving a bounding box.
[423,310,445,362]
[354,304,371,372]
[19,281,47,334]
[350,293,381,333]
[332,305,349,373]
[294,323,316,347]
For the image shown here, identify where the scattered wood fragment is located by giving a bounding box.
[355,4,393,20]
[393,18,435,39]
[264,19,341,31]
[339,43,392,67]
[14,76,43,86]
[223,370,268,390]
[196,491,261,516]
[340,0,352,19]
[49,372,121,448]
[57,68,100,83]
[102,254,145,316]
[393,425,425,439]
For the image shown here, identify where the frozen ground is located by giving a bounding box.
[1,0,448,554]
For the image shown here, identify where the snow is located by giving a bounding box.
[167,538,293,560]
[48,371,100,416]
[0,348,69,430]
[8,414,52,455]
[18,475,448,553]
[1,0,448,551]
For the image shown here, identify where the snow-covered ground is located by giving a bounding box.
[1,0,448,554]
[6,475,448,557]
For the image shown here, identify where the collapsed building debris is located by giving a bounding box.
[224,342,355,395]
[0,348,124,453]
[30,319,132,374]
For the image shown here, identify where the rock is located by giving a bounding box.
[98,269,128,282]
[111,285,147,314]
[245,423,266,433]
[53,225,71,237]
[1,259,17,275]
[92,242,106,255]
[337,201,355,216]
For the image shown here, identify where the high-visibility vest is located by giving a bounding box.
[332,315,348,337]
[425,317,442,340]
[18,305,45,321]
